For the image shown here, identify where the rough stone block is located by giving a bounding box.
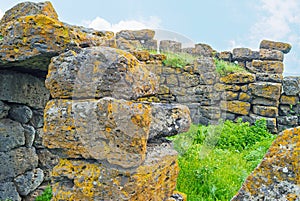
[0,182,21,201]
[199,106,221,119]
[14,168,44,196]
[214,83,240,92]
[259,48,284,61]
[0,119,25,152]
[252,60,284,74]
[277,116,298,126]
[194,43,214,57]
[249,82,282,101]
[0,147,38,181]
[199,72,216,85]
[239,92,251,102]
[51,143,178,201]
[252,97,279,107]
[159,40,182,53]
[255,73,283,83]
[179,73,200,88]
[279,105,295,116]
[132,50,150,61]
[218,51,232,61]
[116,29,155,40]
[220,100,251,115]
[280,95,299,105]
[232,127,300,200]
[282,77,300,96]
[253,105,278,117]
[143,39,157,50]
[232,48,259,61]
[221,91,239,100]
[219,72,255,84]
[194,57,215,74]
[30,109,44,128]
[0,71,50,109]
[45,47,158,100]
[43,98,151,168]
[23,125,35,148]
[8,104,33,124]
[259,40,292,54]
[148,103,191,140]
[37,149,59,182]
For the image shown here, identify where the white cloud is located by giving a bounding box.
[84,16,161,33]
[250,0,300,42]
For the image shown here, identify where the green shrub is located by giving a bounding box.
[35,186,52,201]
[171,119,276,201]
[215,59,247,76]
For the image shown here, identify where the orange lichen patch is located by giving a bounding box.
[252,60,284,74]
[232,127,300,200]
[214,83,240,92]
[280,95,299,105]
[249,82,282,100]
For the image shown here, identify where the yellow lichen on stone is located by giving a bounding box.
[220,100,251,115]
[280,95,299,105]
[220,72,255,84]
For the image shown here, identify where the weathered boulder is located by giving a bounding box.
[160,40,182,53]
[259,40,292,54]
[14,168,44,196]
[251,60,284,74]
[249,82,282,101]
[8,104,33,124]
[219,72,255,84]
[45,46,158,100]
[259,49,284,61]
[51,142,178,201]
[0,100,10,119]
[231,127,300,200]
[220,100,251,115]
[0,2,113,73]
[43,98,151,168]
[148,103,191,140]
[0,147,38,181]
[0,182,21,201]
[0,71,50,109]
[282,77,300,96]
[0,118,25,151]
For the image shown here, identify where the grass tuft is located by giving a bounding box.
[215,59,247,76]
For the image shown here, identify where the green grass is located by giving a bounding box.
[149,50,197,68]
[170,119,276,201]
[35,185,52,201]
[214,59,247,76]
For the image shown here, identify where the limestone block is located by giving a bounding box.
[45,47,158,100]
[218,51,232,61]
[51,143,178,201]
[43,98,151,168]
[239,92,251,102]
[252,97,279,107]
[8,104,33,124]
[148,103,191,140]
[283,77,300,96]
[199,106,221,119]
[214,83,240,92]
[116,37,136,51]
[159,40,182,53]
[220,100,251,115]
[194,57,216,74]
[199,72,216,85]
[277,116,298,126]
[0,147,38,181]
[259,49,284,61]
[0,182,21,201]
[116,29,155,40]
[219,72,255,84]
[143,39,157,50]
[194,43,214,57]
[253,105,278,118]
[259,40,292,54]
[280,95,299,105]
[232,48,259,61]
[0,71,50,109]
[14,168,44,196]
[221,91,239,100]
[232,127,300,200]
[249,82,282,100]
[251,60,284,74]
[255,73,283,83]
[179,72,200,87]
[0,118,25,151]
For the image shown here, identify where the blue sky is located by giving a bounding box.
[1,0,300,75]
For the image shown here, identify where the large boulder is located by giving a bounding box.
[51,142,178,201]
[0,2,113,74]
[43,98,152,168]
[45,46,158,100]
[232,127,300,200]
